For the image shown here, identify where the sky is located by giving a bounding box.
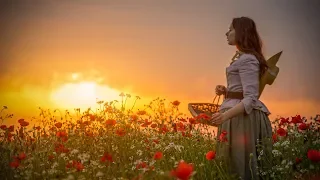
[0,0,320,124]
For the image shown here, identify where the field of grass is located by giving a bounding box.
[0,94,319,180]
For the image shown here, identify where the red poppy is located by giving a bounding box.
[131,114,139,122]
[172,100,180,106]
[18,119,25,123]
[272,133,278,143]
[182,132,192,138]
[136,162,148,169]
[20,121,29,127]
[276,128,287,137]
[18,152,26,161]
[159,125,169,134]
[291,115,303,124]
[295,157,302,164]
[89,114,96,121]
[48,154,54,161]
[55,122,62,128]
[0,125,7,130]
[55,143,69,153]
[219,130,228,142]
[307,149,320,162]
[151,124,157,128]
[141,120,152,127]
[74,161,84,171]
[102,152,113,162]
[56,131,67,138]
[105,119,117,127]
[176,122,186,132]
[196,113,211,121]
[8,125,14,132]
[116,128,125,136]
[170,161,194,180]
[206,151,216,160]
[137,110,146,115]
[10,160,20,168]
[298,123,308,131]
[66,162,72,168]
[279,117,290,126]
[188,118,198,124]
[153,151,163,160]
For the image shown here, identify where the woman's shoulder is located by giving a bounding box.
[238,53,259,64]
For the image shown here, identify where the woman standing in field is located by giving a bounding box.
[210,17,273,179]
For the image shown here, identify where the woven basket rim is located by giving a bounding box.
[188,103,220,118]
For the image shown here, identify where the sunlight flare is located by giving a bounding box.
[50,81,120,108]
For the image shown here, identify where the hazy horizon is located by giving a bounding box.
[1,0,319,125]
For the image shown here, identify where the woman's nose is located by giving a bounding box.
[225,32,229,36]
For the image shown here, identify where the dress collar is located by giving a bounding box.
[230,51,244,65]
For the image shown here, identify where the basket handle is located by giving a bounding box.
[212,94,222,112]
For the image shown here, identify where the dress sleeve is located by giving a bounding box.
[238,56,260,115]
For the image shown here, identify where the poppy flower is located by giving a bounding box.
[307,149,320,162]
[276,128,287,137]
[66,162,72,168]
[56,131,67,138]
[136,162,147,169]
[101,152,113,162]
[298,123,308,131]
[18,152,26,161]
[159,125,169,134]
[74,161,84,171]
[153,151,163,160]
[0,125,7,130]
[48,154,55,161]
[8,125,14,132]
[55,122,62,128]
[116,128,125,136]
[179,118,187,122]
[151,124,157,128]
[141,120,152,127]
[291,115,303,124]
[20,121,29,127]
[137,110,146,115]
[105,119,117,127]
[196,113,211,121]
[272,133,278,143]
[170,161,194,180]
[219,130,228,142]
[206,151,216,160]
[172,100,180,106]
[295,157,302,164]
[89,114,96,121]
[9,160,20,168]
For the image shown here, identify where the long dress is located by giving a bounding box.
[216,53,273,180]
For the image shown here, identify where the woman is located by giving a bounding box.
[211,17,273,179]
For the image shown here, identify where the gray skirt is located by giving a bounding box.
[216,108,273,180]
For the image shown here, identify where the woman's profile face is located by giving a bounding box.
[226,24,236,46]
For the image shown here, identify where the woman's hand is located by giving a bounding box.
[211,112,226,125]
[215,85,226,96]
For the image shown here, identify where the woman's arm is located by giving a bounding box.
[222,56,260,119]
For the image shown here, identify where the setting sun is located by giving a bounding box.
[50,81,120,109]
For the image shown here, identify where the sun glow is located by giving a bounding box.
[50,81,121,109]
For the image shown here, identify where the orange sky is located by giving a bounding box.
[0,1,319,125]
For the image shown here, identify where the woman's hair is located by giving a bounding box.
[232,17,269,78]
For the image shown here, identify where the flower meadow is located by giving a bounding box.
[0,94,319,180]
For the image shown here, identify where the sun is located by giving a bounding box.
[50,81,120,109]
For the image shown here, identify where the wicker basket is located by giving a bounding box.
[188,95,223,118]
